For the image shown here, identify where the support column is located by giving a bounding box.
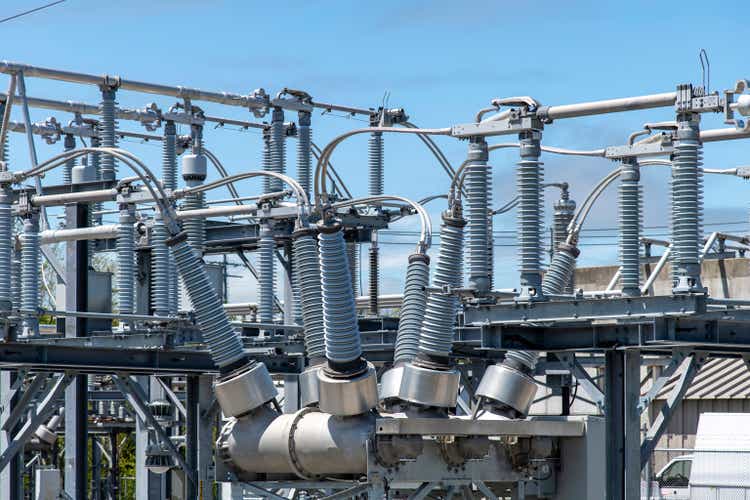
[619,159,641,297]
[517,130,544,298]
[186,375,214,499]
[465,137,491,292]
[64,203,89,500]
[605,350,641,500]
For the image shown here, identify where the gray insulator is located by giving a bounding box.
[162,123,178,314]
[297,111,312,195]
[150,214,170,317]
[21,214,40,334]
[393,254,430,364]
[541,244,579,296]
[293,230,325,360]
[418,213,465,359]
[258,226,275,324]
[99,87,117,181]
[369,243,379,315]
[182,191,205,257]
[162,121,178,191]
[368,132,384,196]
[671,117,704,290]
[346,241,359,296]
[0,102,6,163]
[0,186,12,311]
[552,195,576,293]
[90,135,103,225]
[11,242,21,310]
[318,224,361,364]
[117,205,135,316]
[269,107,285,193]
[517,131,544,292]
[169,235,246,368]
[619,159,642,296]
[262,130,272,193]
[465,139,491,292]
[487,215,494,290]
[505,350,539,371]
[62,134,75,185]
[292,266,303,325]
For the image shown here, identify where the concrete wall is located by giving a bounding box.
[574,257,750,298]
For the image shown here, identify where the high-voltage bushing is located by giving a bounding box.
[380,253,430,403]
[162,121,179,315]
[11,238,21,312]
[345,237,359,296]
[292,227,326,407]
[116,202,136,317]
[20,212,40,336]
[297,110,312,195]
[316,221,377,416]
[150,213,170,317]
[0,184,12,313]
[619,158,642,296]
[369,124,384,315]
[71,159,96,184]
[181,150,207,257]
[551,183,576,293]
[475,350,539,419]
[257,224,276,326]
[542,243,580,296]
[98,83,118,180]
[671,112,705,293]
[517,130,545,299]
[167,231,276,417]
[465,138,492,292]
[397,211,464,409]
[62,134,75,185]
[268,107,286,193]
[34,408,64,449]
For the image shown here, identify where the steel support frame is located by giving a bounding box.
[640,353,704,468]
[64,201,89,500]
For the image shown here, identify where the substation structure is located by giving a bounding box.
[0,61,748,500]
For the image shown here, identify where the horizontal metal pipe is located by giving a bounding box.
[31,188,118,206]
[42,309,173,322]
[700,126,750,143]
[175,203,259,220]
[0,61,373,116]
[544,92,677,120]
[40,224,118,244]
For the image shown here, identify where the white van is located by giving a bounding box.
[643,413,750,499]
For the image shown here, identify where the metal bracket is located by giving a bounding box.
[451,115,543,138]
[557,353,605,412]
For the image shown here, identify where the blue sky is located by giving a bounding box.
[0,0,747,300]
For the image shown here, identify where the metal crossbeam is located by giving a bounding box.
[640,353,704,468]
[1,373,48,431]
[113,374,196,484]
[318,483,370,500]
[408,482,439,500]
[0,372,73,473]
[243,483,289,500]
[155,377,187,418]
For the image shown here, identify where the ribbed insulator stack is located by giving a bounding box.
[517,131,544,294]
[418,213,465,359]
[168,234,246,369]
[297,111,312,196]
[182,152,207,258]
[150,213,170,317]
[62,134,75,185]
[465,139,491,292]
[619,159,642,296]
[11,241,21,310]
[90,135,103,226]
[116,204,135,316]
[541,244,579,296]
[99,86,118,181]
[258,226,276,325]
[162,122,178,315]
[0,186,12,312]
[552,192,576,293]
[368,243,379,315]
[346,240,359,296]
[293,229,325,360]
[318,223,362,364]
[21,214,40,335]
[671,116,704,291]
[368,132,384,196]
[269,107,285,193]
[393,254,430,364]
